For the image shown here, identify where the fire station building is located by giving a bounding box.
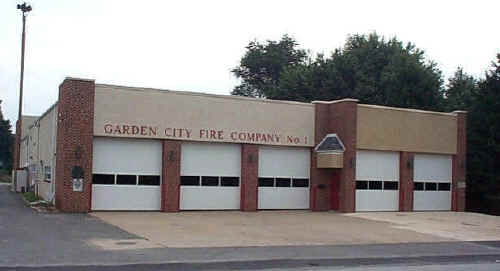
[15,77,467,213]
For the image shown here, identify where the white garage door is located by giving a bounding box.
[180,142,241,210]
[413,154,452,211]
[92,137,162,211]
[356,150,399,211]
[258,147,310,209]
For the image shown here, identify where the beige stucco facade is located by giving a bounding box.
[93,84,315,147]
[357,104,458,154]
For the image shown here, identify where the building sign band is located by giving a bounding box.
[103,124,309,145]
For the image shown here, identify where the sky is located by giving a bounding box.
[1,0,499,129]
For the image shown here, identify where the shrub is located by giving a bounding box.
[23,192,40,202]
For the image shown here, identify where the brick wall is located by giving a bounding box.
[310,103,333,211]
[55,78,95,212]
[162,140,181,212]
[311,99,358,212]
[240,144,258,211]
[329,100,358,213]
[452,111,467,211]
[399,152,414,211]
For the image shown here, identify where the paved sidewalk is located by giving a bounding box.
[1,185,500,269]
[348,212,500,241]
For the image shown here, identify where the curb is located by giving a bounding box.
[1,254,500,270]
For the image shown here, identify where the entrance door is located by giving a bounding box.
[330,170,340,210]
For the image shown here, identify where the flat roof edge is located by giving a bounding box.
[65,77,95,82]
[312,98,359,104]
[358,104,459,117]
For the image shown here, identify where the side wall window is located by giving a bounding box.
[44,166,52,182]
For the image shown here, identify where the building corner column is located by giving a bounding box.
[162,140,181,212]
[452,111,467,212]
[399,152,414,211]
[241,144,258,211]
[54,78,95,213]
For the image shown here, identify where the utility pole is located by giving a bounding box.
[12,2,31,191]
[17,2,31,137]
[13,2,31,185]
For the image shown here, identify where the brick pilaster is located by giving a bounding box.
[241,144,258,211]
[162,140,181,212]
[329,100,358,213]
[452,111,467,211]
[311,99,358,212]
[310,103,333,211]
[399,152,414,211]
[55,78,95,212]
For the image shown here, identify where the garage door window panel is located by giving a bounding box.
[221,177,239,187]
[276,178,291,187]
[414,182,424,191]
[258,177,274,187]
[356,180,368,190]
[425,182,437,191]
[93,174,115,185]
[201,176,219,186]
[292,178,309,188]
[383,181,398,190]
[438,183,451,191]
[116,175,137,185]
[181,176,200,186]
[368,181,383,190]
[138,175,160,186]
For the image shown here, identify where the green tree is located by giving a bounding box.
[278,33,445,110]
[466,54,500,212]
[231,34,308,98]
[233,33,445,111]
[444,67,477,111]
[0,100,14,171]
